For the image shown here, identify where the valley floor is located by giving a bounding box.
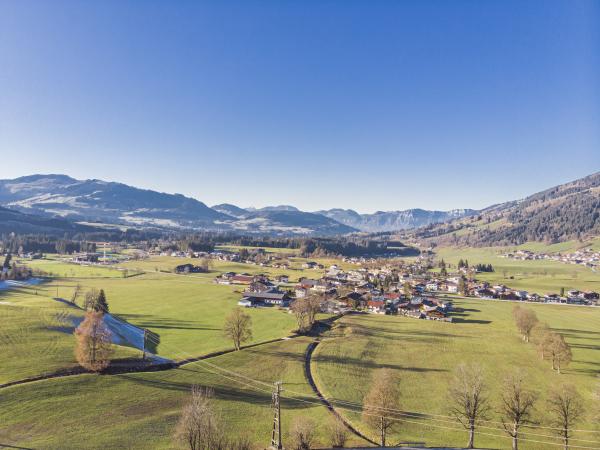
[3,253,600,449]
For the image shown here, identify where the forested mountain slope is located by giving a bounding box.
[411,172,600,247]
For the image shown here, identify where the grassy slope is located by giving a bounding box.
[77,273,299,359]
[1,255,301,383]
[313,300,600,450]
[435,247,600,294]
[0,336,364,450]
[0,287,83,384]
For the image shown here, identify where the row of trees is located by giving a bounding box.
[513,306,572,373]
[364,364,585,450]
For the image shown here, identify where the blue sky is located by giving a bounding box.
[0,0,598,213]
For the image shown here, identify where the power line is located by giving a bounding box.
[141,333,600,445]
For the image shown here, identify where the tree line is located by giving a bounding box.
[364,363,585,450]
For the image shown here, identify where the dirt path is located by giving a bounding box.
[304,331,378,446]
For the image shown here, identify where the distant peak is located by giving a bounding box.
[10,174,77,183]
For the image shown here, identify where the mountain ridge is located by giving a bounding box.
[409,171,600,246]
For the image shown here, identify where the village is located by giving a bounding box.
[10,242,600,313]
[502,248,600,271]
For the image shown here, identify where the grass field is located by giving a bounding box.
[0,288,83,384]
[312,300,600,450]
[435,246,600,294]
[5,249,600,449]
[15,257,125,278]
[0,336,367,450]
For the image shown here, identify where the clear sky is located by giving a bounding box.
[1,0,598,213]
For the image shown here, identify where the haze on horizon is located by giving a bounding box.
[1,0,599,214]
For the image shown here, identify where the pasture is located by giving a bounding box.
[313,299,600,449]
[4,251,600,449]
[435,246,600,294]
[0,336,360,449]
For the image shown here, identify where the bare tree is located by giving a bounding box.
[514,308,538,342]
[74,311,113,371]
[71,283,82,306]
[362,368,400,447]
[532,322,552,360]
[549,333,572,374]
[289,416,317,450]
[174,386,222,450]
[306,294,323,328]
[223,308,252,351]
[500,370,537,450]
[447,363,490,449]
[327,416,349,448]
[199,257,213,273]
[547,384,584,450]
[291,297,310,333]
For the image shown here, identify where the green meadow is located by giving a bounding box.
[3,251,600,449]
[435,246,600,294]
[0,336,355,450]
[313,299,600,450]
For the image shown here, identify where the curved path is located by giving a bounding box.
[304,337,378,446]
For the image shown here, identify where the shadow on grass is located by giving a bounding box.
[0,444,36,450]
[117,371,316,410]
[118,313,220,331]
[451,318,492,324]
[554,328,600,335]
[345,323,473,342]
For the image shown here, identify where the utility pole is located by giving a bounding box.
[269,381,283,450]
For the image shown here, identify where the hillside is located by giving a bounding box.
[411,172,600,247]
[0,174,228,230]
[0,205,97,235]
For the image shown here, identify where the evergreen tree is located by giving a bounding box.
[84,288,109,313]
[440,259,448,277]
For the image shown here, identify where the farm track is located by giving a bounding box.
[303,316,378,446]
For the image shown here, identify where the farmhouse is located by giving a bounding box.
[230,274,255,285]
[276,274,289,283]
[367,300,386,314]
[72,253,99,263]
[174,263,204,274]
[239,288,291,307]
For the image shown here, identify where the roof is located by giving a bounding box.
[368,300,385,307]
[232,275,254,282]
[242,290,289,301]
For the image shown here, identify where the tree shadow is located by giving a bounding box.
[0,444,36,450]
[451,318,492,324]
[118,313,219,331]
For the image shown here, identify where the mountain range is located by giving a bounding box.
[315,208,478,232]
[0,173,598,244]
[0,175,355,235]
